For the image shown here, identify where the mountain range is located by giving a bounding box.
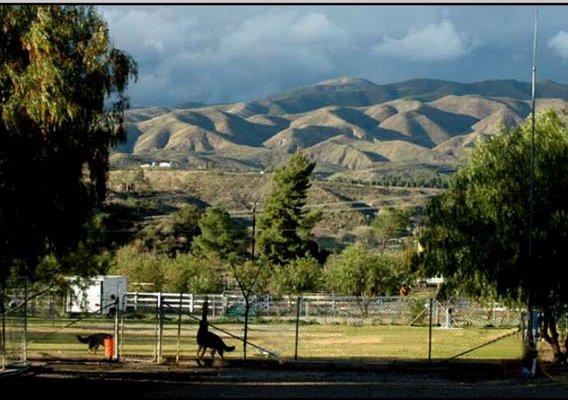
[112,77,568,178]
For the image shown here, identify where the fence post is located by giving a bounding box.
[222,293,228,315]
[332,292,336,314]
[294,296,301,361]
[428,298,433,364]
[1,283,5,369]
[23,279,28,362]
[119,305,125,361]
[156,292,163,363]
[134,292,139,311]
[176,293,183,364]
[114,295,119,361]
[189,293,194,314]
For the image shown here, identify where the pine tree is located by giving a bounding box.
[257,152,315,265]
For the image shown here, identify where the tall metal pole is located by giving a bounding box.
[1,283,6,369]
[294,296,301,361]
[176,293,183,364]
[23,279,28,363]
[250,202,258,261]
[526,5,539,376]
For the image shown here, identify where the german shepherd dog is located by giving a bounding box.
[196,299,234,366]
[77,333,113,354]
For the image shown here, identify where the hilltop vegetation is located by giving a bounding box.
[108,169,438,250]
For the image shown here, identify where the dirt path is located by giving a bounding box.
[4,361,568,398]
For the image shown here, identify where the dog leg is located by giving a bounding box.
[196,345,203,367]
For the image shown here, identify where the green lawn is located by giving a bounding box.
[17,317,522,362]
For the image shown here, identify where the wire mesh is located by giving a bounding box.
[119,293,160,362]
[2,278,28,368]
[429,300,523,361]
[26,290,116,361]
[6,288,524,365]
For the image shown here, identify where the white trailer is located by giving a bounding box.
[65,275,127,316]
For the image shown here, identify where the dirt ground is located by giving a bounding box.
[3,360,568,399]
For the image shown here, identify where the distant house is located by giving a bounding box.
[159,162,172,168]
[141,162,156,168]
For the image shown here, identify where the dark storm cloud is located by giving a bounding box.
[99,6,568,107]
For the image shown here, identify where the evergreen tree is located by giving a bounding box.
[192,207,248,264]
[257,152,316,265]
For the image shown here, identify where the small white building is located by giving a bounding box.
[159,162,172,168]
[65,275,127,316]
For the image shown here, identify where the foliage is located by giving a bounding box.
[139,204,202,256]
[229,259,270,359]
[192,207,248,263]
[110,245,164,291]
[416,110,568,362]
[325,244,399,316]
[162,253,224,294]
[230,260,269,301]
[0,6,137,281]
[257,152,317,265]
[352,226,380,249]
[372,207,410,252]
[270,257,323,296]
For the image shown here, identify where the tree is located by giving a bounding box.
[325,244,398,316]
[139,204,202,256]
[0,6,137,282]
[229,260,269,359]
[192,207,266,359]
[192,207,248,263]
[257,152,316,265]
[162,253,224,294]
[372,207,409,253]
[270,257,323,296]
[416,110,568,363]
[110,245,164,291]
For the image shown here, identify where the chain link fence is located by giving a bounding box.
[3,286,524,366]
[1,278,29,369]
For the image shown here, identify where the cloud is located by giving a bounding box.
[96,6,568,106]
[101,8,350,105]
[548,31,568,59]
[373,19,474,61]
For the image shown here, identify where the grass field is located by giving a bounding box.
[15,317,522,362]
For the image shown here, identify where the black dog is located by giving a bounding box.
[77,333,113,354]
[196,299,234,366]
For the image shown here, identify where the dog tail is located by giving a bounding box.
[77,335,89,344]
[223,343,235,352]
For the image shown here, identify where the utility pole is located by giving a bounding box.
[250,202,259,261]
[525,5,539,377]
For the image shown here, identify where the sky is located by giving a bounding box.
[99,6,568,107]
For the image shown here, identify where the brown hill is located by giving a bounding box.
[114,78,568,175]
